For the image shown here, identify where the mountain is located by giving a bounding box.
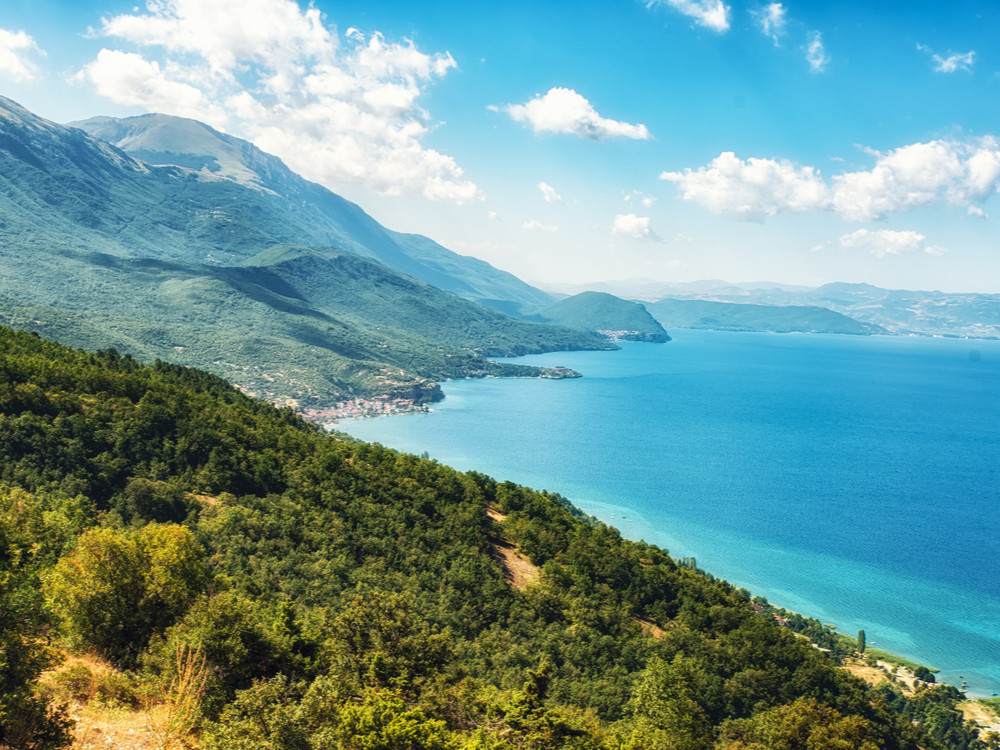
[539,279,814,301]
[662,282,1000,339]
[644,298,886,335]
[530,291,670,342]
[70,112,554,314]
[544,277,1000,339]
[804,283,1000,338]
[0,96,611,407]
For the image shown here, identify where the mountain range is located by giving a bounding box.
[0,96,627,409]
[3,92,995,419]
[546,280,1000,339]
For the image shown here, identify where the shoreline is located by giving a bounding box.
[331,334,1000,701]
[300,395,430,425]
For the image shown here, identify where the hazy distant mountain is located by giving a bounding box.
[71,112,554,314]
[529,291,670,342]
[673,282,1000,339]
[542,277,1000,339]
[540,279,814,300]
[644,299,885,335]
[0,96,611,406]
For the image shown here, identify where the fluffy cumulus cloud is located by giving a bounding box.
[832,139,1000,220]
[662,137,1000,221]
[538,181,563,203]
[754,3,786,45]
[612,213,660,241]
[838,229,947,257]
[646,0,730,32]
[661,152,830,220]
[806,31,828,72]
[499,88,652,141]
[0,27,44,83]
[77,0,479,203]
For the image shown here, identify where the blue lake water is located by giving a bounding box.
[337,330,1000,696]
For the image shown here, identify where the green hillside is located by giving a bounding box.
[0,96,612,408]
[1,327,981,749]
[70,111,555,313]
[0,243,609,407]
[531,292,670,342]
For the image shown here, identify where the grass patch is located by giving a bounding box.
[865,648,939,674]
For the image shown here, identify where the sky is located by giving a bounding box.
[2,0,999,293]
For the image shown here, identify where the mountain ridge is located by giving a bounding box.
[70,110,555,313]
[540,278,1000,338]
[0,96,615,409]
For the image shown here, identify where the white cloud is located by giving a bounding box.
[806,31,828,73]
[0,27,44,83]
[935,51,974,73]
[523,219,558,232]
[78,0,479,203]
[832,138,1000,220]
[661,152,830,220]
[838,229,947,258]
[917,43,975,73]
[501,87,652,141]
[612,213,660,241]
[646,0,730,32]
[662,138,1000,221]
[487,210,499,221]
[625,190,656,208]
[538,181,563,203]
[79,50,229,126]
[754,3,786,45]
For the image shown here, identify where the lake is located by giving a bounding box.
[336,330,1000,696]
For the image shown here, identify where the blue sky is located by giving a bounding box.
[2,0,999,292]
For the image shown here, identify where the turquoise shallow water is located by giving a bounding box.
[337,330,1000,696]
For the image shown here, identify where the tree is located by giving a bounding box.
[718,697,880,750]
[0,491,73,750]
[857,630,866,654]
[913,666,935,684]
[46,524,209,665]
[624,655,715,750]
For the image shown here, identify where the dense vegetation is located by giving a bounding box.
[0,326,989,748]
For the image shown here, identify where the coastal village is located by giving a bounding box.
[299,394,429,425]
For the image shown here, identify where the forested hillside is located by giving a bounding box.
[0,327,985,749]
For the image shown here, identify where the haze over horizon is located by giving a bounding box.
[2,0,999,293]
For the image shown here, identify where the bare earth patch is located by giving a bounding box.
[67,703,173,750]
[635,618,666,639]
[41,653,198,750]
[841,657,921,696]
[488,538,540,590]
[486,506,507,523]
[485,506,539,590]
[961,701,1000,734]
